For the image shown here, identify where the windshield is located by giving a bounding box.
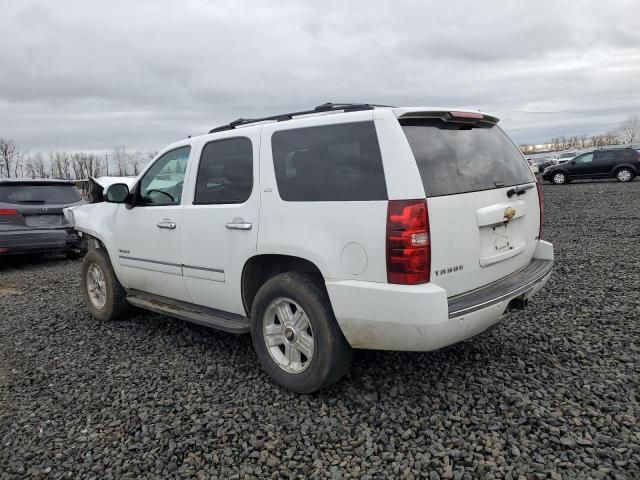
[400,119,534,197]
[0,184,82,204]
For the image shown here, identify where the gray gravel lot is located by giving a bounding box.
[1,181,639,479]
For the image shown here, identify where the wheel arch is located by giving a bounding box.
[611,164,637,176]
[241,254,326,316]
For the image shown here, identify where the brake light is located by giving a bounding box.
[386,199,430,284]
[0,209,18,216]
[450,111,483,119]
[0,247,8,253]
[536,183,544,239]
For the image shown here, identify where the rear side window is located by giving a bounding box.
[0,184,81,204]
[271,121,387,201]
[194,138,253,204]
[401,119,534,197]
[595,151,615,162]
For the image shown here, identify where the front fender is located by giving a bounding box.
[63,203,125,283]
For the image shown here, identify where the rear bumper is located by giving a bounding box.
[326,240,554,351]
[0,228,81,254]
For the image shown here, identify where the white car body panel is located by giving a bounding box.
[65,105,554,352]
[258,110,388,283]
[179,131,261,315]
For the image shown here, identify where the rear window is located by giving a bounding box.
[401,119,534,197]
[271,121,387,201]
[0,184,81,204]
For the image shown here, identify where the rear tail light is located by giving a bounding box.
[536,183,544,239]
[0,209,18,216]
[0,247,8,253]
[386,199,431,284]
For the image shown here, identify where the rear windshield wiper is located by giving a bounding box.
[506,184,535,198]
[17,200,46,204]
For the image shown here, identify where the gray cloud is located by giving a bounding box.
[1,0,639,151]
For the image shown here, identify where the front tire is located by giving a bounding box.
[81,248,129,321]
[251,273,352,393]
[615,168,634,183]
[551,172,568,185]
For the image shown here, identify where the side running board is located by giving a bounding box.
[126,289,250,334]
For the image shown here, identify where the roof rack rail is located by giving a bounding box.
[209,102,390,134]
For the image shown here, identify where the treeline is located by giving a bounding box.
[519,114,640,154]
[0,140,157,179]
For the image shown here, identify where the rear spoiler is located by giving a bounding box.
[398,111,499,126]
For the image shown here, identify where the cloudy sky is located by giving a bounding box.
[1,0,639,153]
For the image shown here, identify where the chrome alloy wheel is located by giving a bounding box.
[553,173,566,184]
[86,263,107,310]
[262,297,315,374]
[617,169,632,182]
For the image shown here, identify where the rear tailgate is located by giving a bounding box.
[398,111,540,296]
[0,182,82,231]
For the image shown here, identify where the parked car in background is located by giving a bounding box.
[66,103,553,393]
[555,152,578,164]
[542,148,640,184]
[535,157,555,171]
[0,179,84,256]
[526,158,539,174]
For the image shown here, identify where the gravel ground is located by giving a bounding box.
[1,180,639,479]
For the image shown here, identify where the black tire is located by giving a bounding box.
[615,167,634,183]
[551,171,568,185]
[81,248,129,321]
[250,272,352,393]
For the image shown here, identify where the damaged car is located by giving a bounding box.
[65,103,554,393]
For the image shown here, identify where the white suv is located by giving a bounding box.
[65,103,554,393]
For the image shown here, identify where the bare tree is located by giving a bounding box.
[619,114,640,145]
[0,138,24,178]
[25,153,48,178]
[71,152,103,179]
[49,151,72,179]
[112,146,132,176]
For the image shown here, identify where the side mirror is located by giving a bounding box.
[105,183,130,203]
[570,160,576,165]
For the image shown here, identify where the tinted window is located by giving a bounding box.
[619,150,637,160]
[194,138,253,204]
[139,146,190,205]
[271,122,387,201]
[595,152,615,162]
[0,184,81,204]
[401,119,534,197]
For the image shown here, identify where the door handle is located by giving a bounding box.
[226,218,252,230]
[157,221,176,229]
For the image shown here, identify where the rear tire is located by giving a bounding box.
[551,172,568,185]
[615,168,634,183]
[81,248,129,321]
[250,272,352,393]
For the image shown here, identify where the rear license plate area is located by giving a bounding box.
[25,214,63,227]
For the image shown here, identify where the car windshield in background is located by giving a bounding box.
[400,119,533,197]
[0,184,82,204]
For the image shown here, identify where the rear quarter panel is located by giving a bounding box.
[257,111,395,282]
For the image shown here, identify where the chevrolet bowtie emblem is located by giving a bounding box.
[504,207,516,220]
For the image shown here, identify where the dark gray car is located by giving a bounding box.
[0,179,84,256]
